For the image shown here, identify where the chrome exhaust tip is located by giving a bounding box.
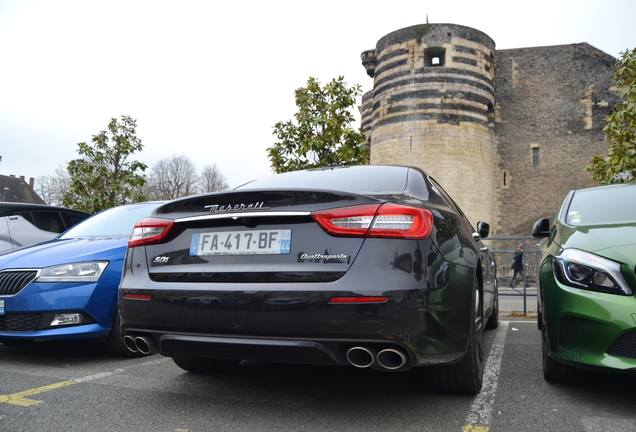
[123,335,139,353]
[346,346,377,368]
[376,348,408,370]
[134,336,158,355]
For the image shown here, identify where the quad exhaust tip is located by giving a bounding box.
[124,334,158,355]
[346,346,409,370]
[376,348,408,370]
[346,346,377,368]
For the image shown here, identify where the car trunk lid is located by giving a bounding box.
[142,190,388,283]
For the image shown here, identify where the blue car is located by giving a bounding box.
[0,201,163,356]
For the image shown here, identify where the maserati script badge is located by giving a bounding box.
[205,202,270,213]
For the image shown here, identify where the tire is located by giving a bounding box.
[172,356,241,375]
[425,278,484,395]
[541,320,584,382]
[104,307,148,358]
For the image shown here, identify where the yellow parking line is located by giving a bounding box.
[0,381,77,406]
[0,358,169,407]
[463,426,489,432]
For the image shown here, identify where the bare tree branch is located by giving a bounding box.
[145,154,200,200]
[200,163,229,192]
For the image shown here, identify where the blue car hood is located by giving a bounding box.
[0,237,128,269]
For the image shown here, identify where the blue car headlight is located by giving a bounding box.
[35,261,109,283]
[554,249,632,296]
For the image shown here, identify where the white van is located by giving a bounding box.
[0,203,90,254]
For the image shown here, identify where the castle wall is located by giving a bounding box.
[494,43,620,236]
[363,24,497,228]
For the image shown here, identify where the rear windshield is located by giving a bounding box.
[565,184,636,225]
[237,166,409,192]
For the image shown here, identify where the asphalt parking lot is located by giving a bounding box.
[2,314,636,432]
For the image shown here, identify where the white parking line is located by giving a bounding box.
[463,321,510,432]
[72,357,170,383]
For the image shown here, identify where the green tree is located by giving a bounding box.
[63,115,148,213]
[268,76,369,173]
[587,48,636,184]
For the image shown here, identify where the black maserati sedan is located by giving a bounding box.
[118,165,498,394]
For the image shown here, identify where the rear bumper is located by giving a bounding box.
[119,237,480,368]
[121,330,465,369]
[120,273,475,368]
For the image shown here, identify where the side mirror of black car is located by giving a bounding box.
[477,221,490,239]
[532,218,551,238]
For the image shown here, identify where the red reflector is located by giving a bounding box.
[124,294,151,300]
[329,296,388,304]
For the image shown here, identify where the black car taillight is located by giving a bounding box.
[311,204,434,239]
[128,218,176,248]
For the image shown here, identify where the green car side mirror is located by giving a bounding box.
[532,218,551,238]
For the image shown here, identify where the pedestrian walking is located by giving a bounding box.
[509,245,524,287]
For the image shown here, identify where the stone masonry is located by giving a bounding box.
[494,43,618,235]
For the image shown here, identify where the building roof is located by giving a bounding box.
[0,174,45,204]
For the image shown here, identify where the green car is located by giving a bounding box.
[533,183,636,381]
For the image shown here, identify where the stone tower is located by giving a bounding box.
[360,24,497,228]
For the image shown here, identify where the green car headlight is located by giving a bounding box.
[35,261,109,283]
[554,249,632,296]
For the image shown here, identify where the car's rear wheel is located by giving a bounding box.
[541,320,584,382]
[104,307,149,358]
[172,356,242,374]
[424,278,484,394]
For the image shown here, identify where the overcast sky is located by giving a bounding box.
[1,0,635,189]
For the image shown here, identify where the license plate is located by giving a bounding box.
[190,229,292,256]
[0,300,4,315]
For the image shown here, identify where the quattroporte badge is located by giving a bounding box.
[299,253,348,260]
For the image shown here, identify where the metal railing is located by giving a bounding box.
[482,236,538,315]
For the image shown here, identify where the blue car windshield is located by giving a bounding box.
[566,185,636,225]
[59,203,161,239]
